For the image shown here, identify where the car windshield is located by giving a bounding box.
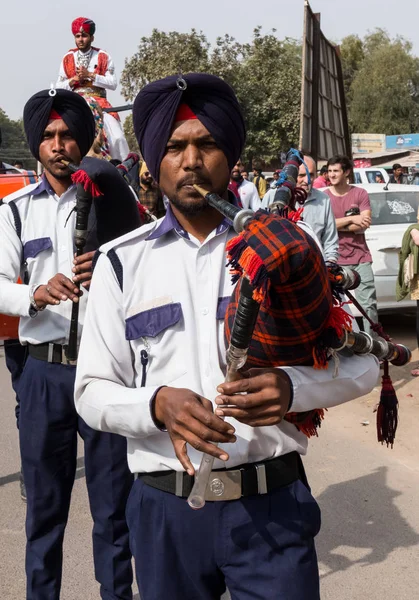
[370,191,419,225]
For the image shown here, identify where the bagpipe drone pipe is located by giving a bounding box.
[187,149,410,510]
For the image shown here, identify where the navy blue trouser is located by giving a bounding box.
[127,476,321,600]
[4,338,27,426]
[18,355,134,600]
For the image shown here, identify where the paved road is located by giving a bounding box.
[0,314,418,599]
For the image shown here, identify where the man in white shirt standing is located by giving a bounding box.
[229,163,261,210]
[0,89,133,600]
[75,74,378,600]
[56,17,129,161]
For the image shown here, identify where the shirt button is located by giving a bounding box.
[202,307,209,315]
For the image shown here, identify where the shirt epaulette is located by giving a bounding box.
[99,219,160,255]
[2,182,40,204]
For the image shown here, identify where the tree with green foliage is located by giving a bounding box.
[339,34,365,100]
[121,29,211,100]
[121,28,302,164]
[0,109,34,169]
[238,28,301,163]
[340,29,419,134]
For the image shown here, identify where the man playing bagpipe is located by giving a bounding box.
[0,88,142,599]
[75,73,379,600]
[56,17,129,161]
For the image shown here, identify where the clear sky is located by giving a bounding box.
[1,0,418,121]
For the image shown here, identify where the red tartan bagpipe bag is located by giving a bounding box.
[224,208,352,437]
[222,151,408,445]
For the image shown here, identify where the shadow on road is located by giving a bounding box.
[0,456,85,489]
[316,465,419,577]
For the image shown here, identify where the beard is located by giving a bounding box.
[169,191,209,216]
[167,173,216,216]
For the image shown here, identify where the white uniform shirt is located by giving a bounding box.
[75,205,379,474]
[235,179,261,211]
[56,48,117,94]
[0,179,87,345]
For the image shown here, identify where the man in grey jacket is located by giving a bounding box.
[262,155,339,263]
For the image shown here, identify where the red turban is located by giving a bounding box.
[71,17,96,36]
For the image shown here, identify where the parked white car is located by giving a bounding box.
[357,184,418,312]
[318,183,417,313]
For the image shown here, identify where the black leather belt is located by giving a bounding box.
[28,343,77,366]
[138,452,301,501]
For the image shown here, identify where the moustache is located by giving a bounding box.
[176,176,211,190]
[50,155,71,165]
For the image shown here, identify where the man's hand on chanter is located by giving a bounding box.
[154,387,237,475]
[72,250,95,290]
[215,369,292,427]
[34,273,82,309]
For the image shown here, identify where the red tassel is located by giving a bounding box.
[312,304,353,369]
[376,361,398,448]
[226,235,269,304]
[226,232,245,256]
[287,206,304,223]
[71,169,103,197]
[285,408,326,437]
[137,201,148,223]
[326,304,353,336]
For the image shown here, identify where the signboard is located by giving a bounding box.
[299,1,351,163]
[386,134,419,150]
[352,133,385,155]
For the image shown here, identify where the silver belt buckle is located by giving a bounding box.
[47,343,55,363]
[255,463,268,494]
[204,469,242,501]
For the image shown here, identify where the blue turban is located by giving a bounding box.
[133,73,246,181]
[23,89,95,161]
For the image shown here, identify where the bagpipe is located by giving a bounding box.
[187,149,411,510]
[62,155,144,361]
